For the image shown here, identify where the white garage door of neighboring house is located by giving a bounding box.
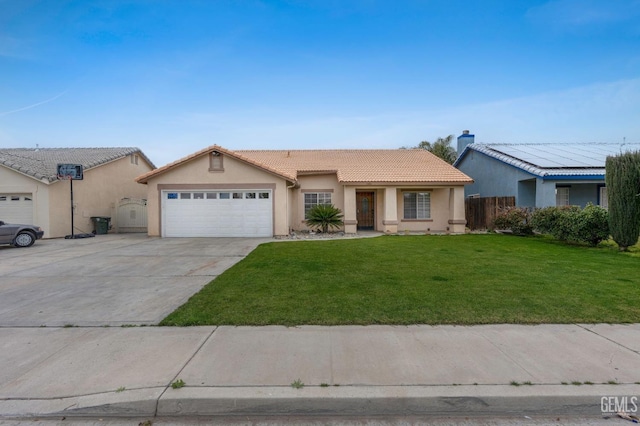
[0,194,33,224]
[162,190,273,237]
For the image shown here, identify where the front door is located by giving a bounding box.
[356,192,375,230]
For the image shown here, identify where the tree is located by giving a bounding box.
[605,151,640,251]
[305,204,344,233]
[412,135,457,164]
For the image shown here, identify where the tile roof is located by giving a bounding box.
[238,149,473,183]
[454,142,640,178]
[0,148,155,183]
[136,145,473,185]
[135,145,298,184]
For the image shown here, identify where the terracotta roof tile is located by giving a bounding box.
[238,149,473,183]
[136,146,473,184]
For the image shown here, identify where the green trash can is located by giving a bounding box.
[91,216,111,235]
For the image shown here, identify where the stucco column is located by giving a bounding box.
[382,187,398,234]
[343,186,357,234]
[535,178,556,207]
[448,186,467,234]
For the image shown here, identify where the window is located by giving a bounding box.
[130,154,139,165]
[245,192,256,199]
[206,193,217,199]
[180,193,191,199]
[599,187,608,209]
[233,192,243,199]
[219,192,230,199]
[403,192,431,219]
[556,187,570,206]
[193,193,204,199]
[259,192,270,199]
[304,192,332,218]
[210,152,223,171]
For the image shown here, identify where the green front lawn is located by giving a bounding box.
[161,234,640,326]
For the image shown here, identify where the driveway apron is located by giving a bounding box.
[0,234,268,327]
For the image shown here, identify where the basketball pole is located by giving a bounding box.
[70,177,74,238]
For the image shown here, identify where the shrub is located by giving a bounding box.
[305,204,344,233]
[529,206,560,235]
[552,206,581,242]
[574,203,610,246]
[606,151,640,251]
[493,207,533,235]
[530,204,609,246]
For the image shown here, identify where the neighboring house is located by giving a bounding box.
[135,145,474,237]
[453,131,640,209]
[0,148,155,238]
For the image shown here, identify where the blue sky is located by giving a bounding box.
[1,0,639,167]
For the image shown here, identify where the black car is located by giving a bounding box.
[0,220,45,247]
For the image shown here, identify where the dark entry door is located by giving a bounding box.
[356,192,375,230]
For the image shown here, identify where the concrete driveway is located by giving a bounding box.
[0,234,269,327]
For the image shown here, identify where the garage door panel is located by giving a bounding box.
[0,194,33,224]
[163,191,272,237]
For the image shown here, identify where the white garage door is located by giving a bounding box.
[0,194,33,224]
[162,190,273,237]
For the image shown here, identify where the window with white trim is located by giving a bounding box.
[304,192,332,218]
[599,187,608,209]
[403,192,431,219]
[556,187,570,206]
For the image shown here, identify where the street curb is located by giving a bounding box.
[3,385,638,419]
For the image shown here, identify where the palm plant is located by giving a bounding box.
[305,204,344,233]
[414,135,457,164]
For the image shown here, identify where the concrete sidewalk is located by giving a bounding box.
[1,324,639,420]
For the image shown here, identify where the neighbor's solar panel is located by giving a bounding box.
[488,143,639,168]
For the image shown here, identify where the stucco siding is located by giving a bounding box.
[0,166,50,234]
[552,181,602,208]
[457,150,535,203]
[294,174,343,232]
[144,154,289,237]
[2,155,151,238]
[47,155,153,238]
[395,187,452,233]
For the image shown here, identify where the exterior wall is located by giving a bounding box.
[517,179,536,207]
[293,174,344,232]
[456,150,536,205]
[396,187,459,233]
[0,166,51,236]
[458,150,605,209]
[535,179,556,208]
[1,155,152,239]
[543,181,603,208]
[47,155,153,238]
[144,154,290,237]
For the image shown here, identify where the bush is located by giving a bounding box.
[574,203,610,246]
[493,207,533,235]
[530,204,609,246]
[529,206,556,235]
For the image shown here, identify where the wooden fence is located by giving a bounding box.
[465,196,515,230]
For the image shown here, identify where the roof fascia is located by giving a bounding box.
[136,145,296,184]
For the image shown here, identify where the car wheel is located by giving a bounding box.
[14,232,35,248]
